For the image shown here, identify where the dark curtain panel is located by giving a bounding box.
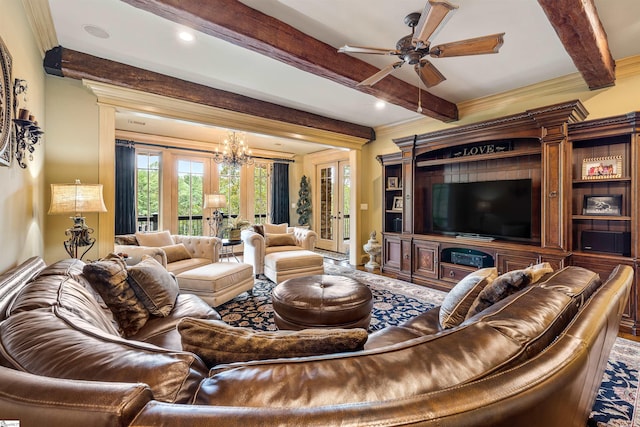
[271,162,290,225]
[115,140,136,235]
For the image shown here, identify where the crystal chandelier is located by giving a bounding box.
[213,131,254,167]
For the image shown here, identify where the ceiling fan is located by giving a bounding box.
[338,0,505,89]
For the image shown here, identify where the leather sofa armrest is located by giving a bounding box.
[0,367,152,427]
[172,235,222,263]
[114,245,167,267]
[241,230,265,276]
[292,227,318,250]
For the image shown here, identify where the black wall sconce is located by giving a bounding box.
[12,78,43,169]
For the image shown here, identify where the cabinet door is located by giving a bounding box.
[399,237,413,280]
[382,234,401,273]
[496,252,540,275]
[412,240,439,280]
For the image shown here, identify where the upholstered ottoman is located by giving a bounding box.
[176,262,254,307]
[264,249,324,284]
[271,274,373,330]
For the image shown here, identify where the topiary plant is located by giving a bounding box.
[296,175,311,226]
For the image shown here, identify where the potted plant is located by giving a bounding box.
[227,216,251,241]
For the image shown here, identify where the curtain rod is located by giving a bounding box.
[115,139,295,163]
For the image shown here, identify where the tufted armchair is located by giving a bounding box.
[241,224,319,279]
[115,231,222,275]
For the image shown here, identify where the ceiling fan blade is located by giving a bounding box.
[357,61,404,87]
[430,33,505,58]
[338,45,399,55]
[412,1,458,47]
[415,60,446,88]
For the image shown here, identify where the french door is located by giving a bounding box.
[315,161,350,253]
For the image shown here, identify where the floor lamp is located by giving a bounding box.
[48,179,107,259]
[204,194,227,238]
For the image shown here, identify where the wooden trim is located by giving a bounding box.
[44,47,375,143]
[537,0,615,89]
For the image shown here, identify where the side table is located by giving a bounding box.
[221,239,242,262]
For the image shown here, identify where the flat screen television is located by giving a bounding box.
[432,179,533,241]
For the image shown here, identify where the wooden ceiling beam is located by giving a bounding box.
[43,46,375,141]
[120,0,458,122]
[538,0,615,89]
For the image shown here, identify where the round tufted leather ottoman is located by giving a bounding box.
[271,275,373,330]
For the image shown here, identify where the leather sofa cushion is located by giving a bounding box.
[465,262,554,319]
[8,267,120,337]
[114,234,138,245]
[194,266,600,408]
[83,255,150,336]
[0,309,207,404]
[178,318,368,366]
[135,230,174,247]
[439,267,497,329]
[160,243,192,263]
[130,294,221,350]
[127,256,179,317]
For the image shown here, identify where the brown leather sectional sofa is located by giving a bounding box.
[0,256,632,426]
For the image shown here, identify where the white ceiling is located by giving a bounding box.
[46,0,640,154]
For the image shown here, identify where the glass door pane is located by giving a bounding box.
[177,159,204,235]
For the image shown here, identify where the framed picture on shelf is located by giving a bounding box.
[581,155,622,180]
[391,196,403,211]
[387,176,399,189]
[582,194,622,216]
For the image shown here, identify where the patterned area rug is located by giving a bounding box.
[216,262,640,426]
[313,248,349,261]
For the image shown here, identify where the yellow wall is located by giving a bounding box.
[0,0,46,272]
[44,76,101,263]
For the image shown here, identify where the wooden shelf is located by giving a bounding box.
[385,210,402,214]
[416,148,541,168]
[572,215,631,221]
[572,177,631,184]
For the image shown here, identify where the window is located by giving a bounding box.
[253,162,270,224]
[177,159,205,235]
[136,152,160,231]
[218,163,241,230]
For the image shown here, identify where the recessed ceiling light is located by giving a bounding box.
[83,25,110,39]
[178,31,195,42]
[375,100,386,110]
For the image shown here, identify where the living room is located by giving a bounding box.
[2,0,640,425]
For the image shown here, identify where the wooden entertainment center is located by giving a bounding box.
[378,100,640,335]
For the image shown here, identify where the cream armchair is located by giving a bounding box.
[241,225,320,280]
[115,232,222,275]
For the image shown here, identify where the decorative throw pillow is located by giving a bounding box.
[263,223,288,234]
[465,262,554,319]
[178,318,368,367]
[82,253,150,336]
[439,267,498,329]
[250,224,264,237]
[135,230,174,247]
[160,243,192,264]
[265,233,296,247]
[114,234,138,246]
[127,255,180,317]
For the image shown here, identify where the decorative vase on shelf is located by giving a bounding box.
[363,230,382,270]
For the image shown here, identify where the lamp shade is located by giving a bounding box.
[203,194,227,209]
[48,180,107,215]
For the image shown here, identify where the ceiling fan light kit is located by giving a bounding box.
[338,0,505,91]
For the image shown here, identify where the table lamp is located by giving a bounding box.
[48,179,107,259]
[204,194,227,238]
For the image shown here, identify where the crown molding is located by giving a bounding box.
[115,129,296,160]
[20,0,58,56]
[375,55,640,138]
[84,80,367,151]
